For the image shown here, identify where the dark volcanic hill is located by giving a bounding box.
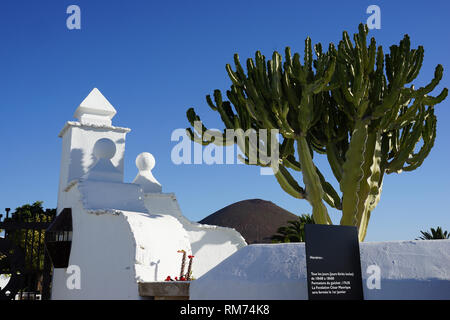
[199,199,299,244]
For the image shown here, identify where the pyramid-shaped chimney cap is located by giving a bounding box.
[74,88,117,126]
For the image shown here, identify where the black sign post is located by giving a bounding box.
[304,224,364,300]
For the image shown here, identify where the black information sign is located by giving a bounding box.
[304,224,364,300]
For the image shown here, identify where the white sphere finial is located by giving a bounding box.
[83,138,121,182]
[136,152,156,172]
[93,138,116,160]
[133,152,162,193]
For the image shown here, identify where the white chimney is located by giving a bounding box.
[56,88,131,212]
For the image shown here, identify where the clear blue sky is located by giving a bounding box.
[0,0,449,241]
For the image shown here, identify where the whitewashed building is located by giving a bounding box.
[51,88,246,299]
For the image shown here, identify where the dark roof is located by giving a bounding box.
[199,199,298,244]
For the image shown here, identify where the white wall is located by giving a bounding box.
[190,240,450,300]
[0,275,10,290]
[142,193,247,278]
[51,183,192,300]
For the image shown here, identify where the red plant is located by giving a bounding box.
[164,250,195,282]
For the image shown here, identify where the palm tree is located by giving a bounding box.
[416,227,450,240]
[271,214,314,243]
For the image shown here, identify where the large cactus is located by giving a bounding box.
[186,24,447,241]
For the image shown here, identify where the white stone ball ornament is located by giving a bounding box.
[83,138,121,182]
[133,152,162,193]
[93,138,116,160]
[136,152,155,172]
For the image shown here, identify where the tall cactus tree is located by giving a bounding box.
[186,24,447,241]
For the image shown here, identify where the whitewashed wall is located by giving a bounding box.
[0,275,10,290]
[143,193,247,278]
[52,182,192,300]
[190,240,450,300]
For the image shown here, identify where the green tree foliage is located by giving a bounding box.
[271,214,314,243]
[416,227,449,240]
[0,202,55,272]
[0,252,6,275]
[186,24,448,241]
